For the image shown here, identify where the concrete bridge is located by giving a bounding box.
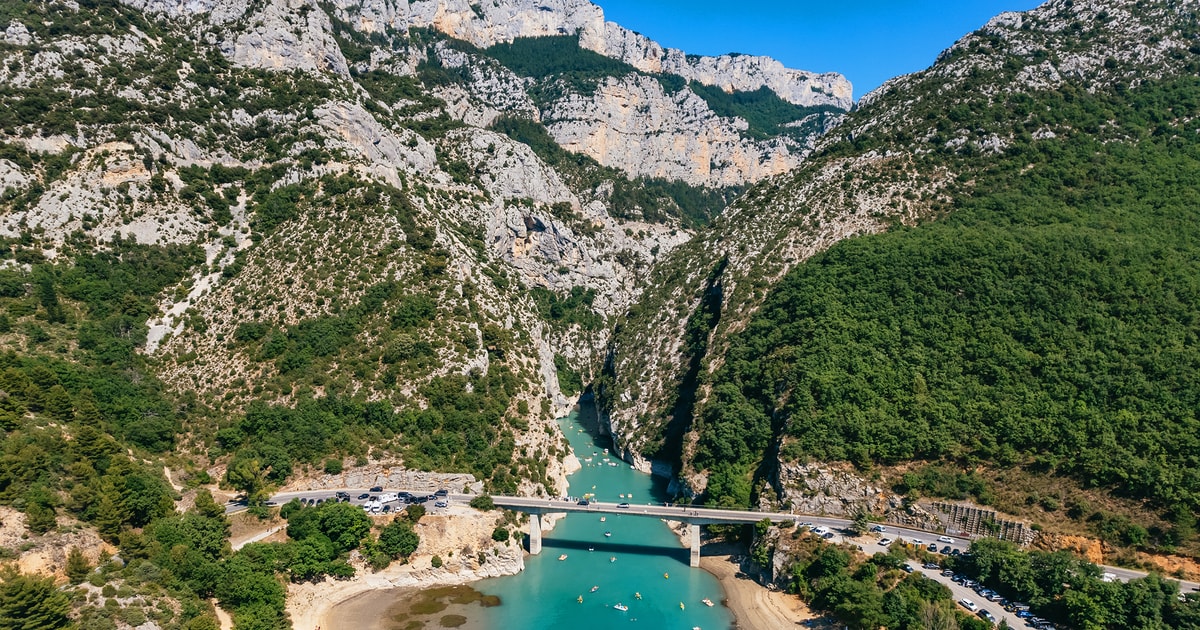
[491,495,785,567]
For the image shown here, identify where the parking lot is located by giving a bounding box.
[257,487,454,516]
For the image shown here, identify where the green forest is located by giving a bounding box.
[776,528,1199,630]
[698,76,1200,552]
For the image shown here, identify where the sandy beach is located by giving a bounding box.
[315,544,818,630]
[699,543,817,630]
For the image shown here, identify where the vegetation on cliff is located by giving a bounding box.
[699,76,1200,555]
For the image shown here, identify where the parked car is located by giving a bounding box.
[941,545,953,554]
[959,598,979,612]
[928,543,939,552]
[878,538,893,546]
[435,489,449,497]
[923,562,940,569]
[334,491,350,499]
[977,610,996,623]
[822,532,835,539]
[434,500,448,508]
[902,564,914,573]
[942,569,955,577]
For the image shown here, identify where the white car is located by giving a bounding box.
[938,535,955,544]
[959,598,979,612]
[911,538,924,546]
[877,538,894,546]
[812,526,828,535]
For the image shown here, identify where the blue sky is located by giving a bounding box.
[593,0,1045,99]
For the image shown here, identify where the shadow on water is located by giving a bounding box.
[541,538,692,564]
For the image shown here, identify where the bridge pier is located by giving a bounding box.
[689,523,700,568]
[528,512,542,555]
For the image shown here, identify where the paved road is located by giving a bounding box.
[912,564,1033,630]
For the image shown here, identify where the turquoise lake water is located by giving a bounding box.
[471,402,735,629]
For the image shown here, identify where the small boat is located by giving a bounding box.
[604,531,612,537]
[634,592,642,600]
[608,462,618,466]
[558,554,568,561]
[600,517,606,522]
[590,585,599,592]
[610,556,616,563]
[663,572,669,579]
[588,547,594,551]
[679,602,685,610]
[577,595,583,603]
[702,598,714,607]
[614,603,628,612]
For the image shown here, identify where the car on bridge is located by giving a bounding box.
[577,499,589,506]
[617,502,629,508]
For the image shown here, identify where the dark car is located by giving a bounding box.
[381,505,392,513]
[435,489,449,497]
[941,545,953,554]
[370,486,384,493]
[357,493,370,500]
[928,543,939,552]
[577,499,590,506]
[902,564,914,573]
[335,491,350,499]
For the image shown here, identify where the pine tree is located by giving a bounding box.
[74,389,103,427]
[43,385,73,423]
[65,547,90,584]
[24,487,57,535]
[0,568,72,630]
[94,478,125,541]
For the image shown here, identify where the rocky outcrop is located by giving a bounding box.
[403,0,851,108]
[226,0,350,76]
[118,0,850,108]
[587,20,851,108]
[281,465,484,494]
[543,74,805,187]
[773,462,893,517]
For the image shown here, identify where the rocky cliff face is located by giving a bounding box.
[110,0,848,187]
[0,0,852,506]
[602,0,1200,496]
[396,0,852,109]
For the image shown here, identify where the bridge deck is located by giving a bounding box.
[489,496,778,526]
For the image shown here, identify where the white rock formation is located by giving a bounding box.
[543,74,803,187]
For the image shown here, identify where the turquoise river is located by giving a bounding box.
[471,401,735,629]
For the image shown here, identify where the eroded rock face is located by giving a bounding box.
[227,0,350,76]
[773,462,892,517]
[543,74,806,187]
[403,0,852,108]
[118,0,851,108]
